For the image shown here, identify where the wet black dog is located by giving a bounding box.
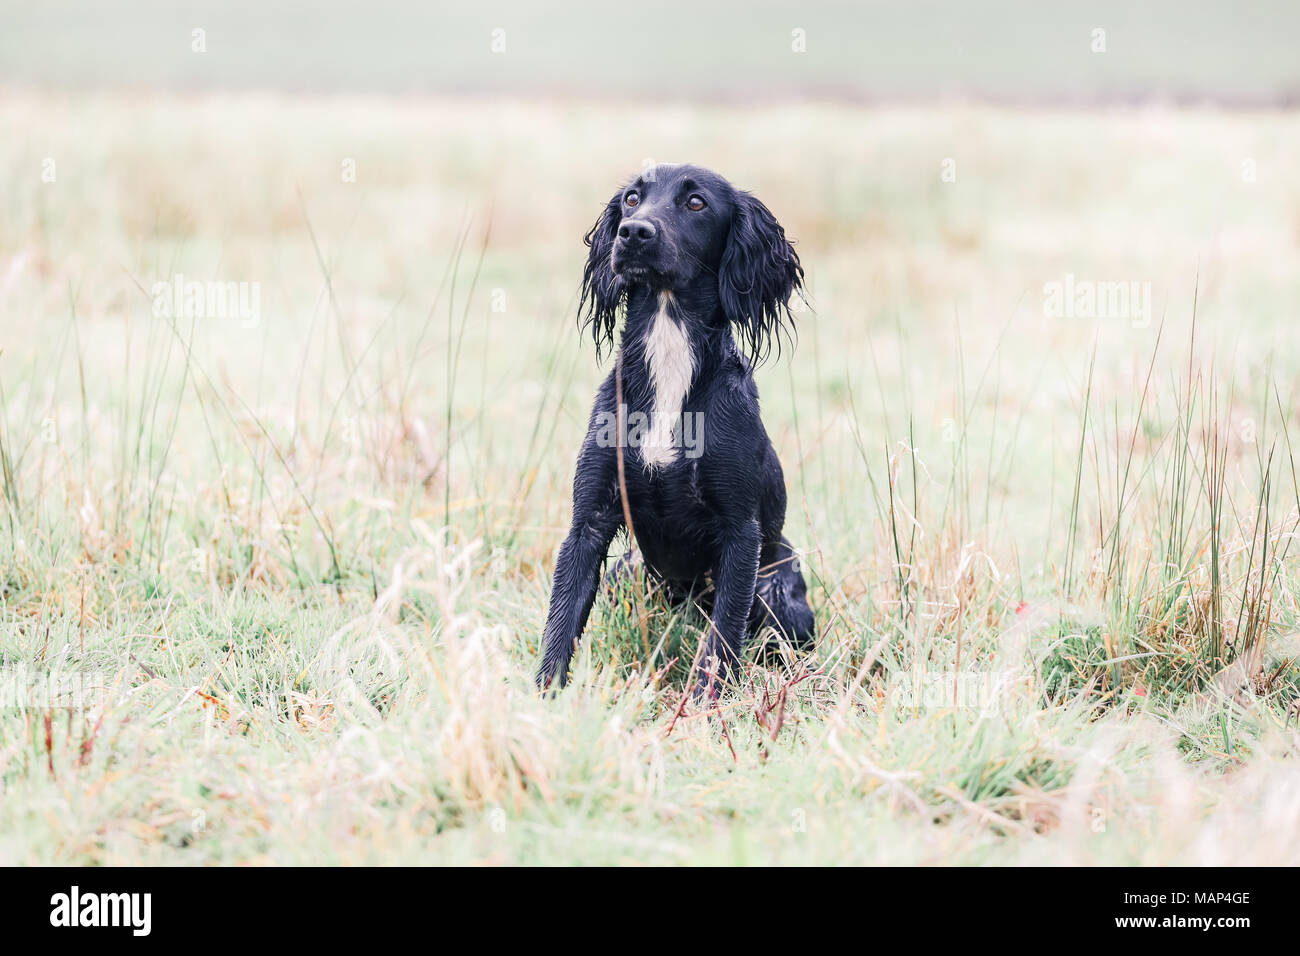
[537,164,815,694]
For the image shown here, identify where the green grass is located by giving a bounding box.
[2,94,1300,864]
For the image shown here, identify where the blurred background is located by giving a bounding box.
[5,0,1300,103]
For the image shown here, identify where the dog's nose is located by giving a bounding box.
[618,220,657,243]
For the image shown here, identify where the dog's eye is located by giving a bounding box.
[625,191,640,208]
[686,194,706,211]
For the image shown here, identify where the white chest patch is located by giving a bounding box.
[641,291,695,469]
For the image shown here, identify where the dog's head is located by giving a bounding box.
[580,164,804,362]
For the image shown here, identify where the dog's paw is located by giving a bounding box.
[535,657,568,695]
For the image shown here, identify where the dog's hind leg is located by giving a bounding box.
[750,535,816,659]
[751,442,815,660]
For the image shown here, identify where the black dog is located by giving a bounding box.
[537,164,815,694]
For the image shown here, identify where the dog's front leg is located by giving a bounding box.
[697,517,761,697]
[537,454,623,690]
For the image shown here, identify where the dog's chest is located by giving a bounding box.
[638,292,695,469]
[627,459,712,578]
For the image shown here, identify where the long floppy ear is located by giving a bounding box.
[718,191,805,364]
[578,190,625,357]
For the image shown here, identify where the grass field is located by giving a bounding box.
[3,93,1300,864]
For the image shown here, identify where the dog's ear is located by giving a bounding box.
[718,191,805,364]
[578,190,625,357]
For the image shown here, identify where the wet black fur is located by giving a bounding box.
[538,164,815,694]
